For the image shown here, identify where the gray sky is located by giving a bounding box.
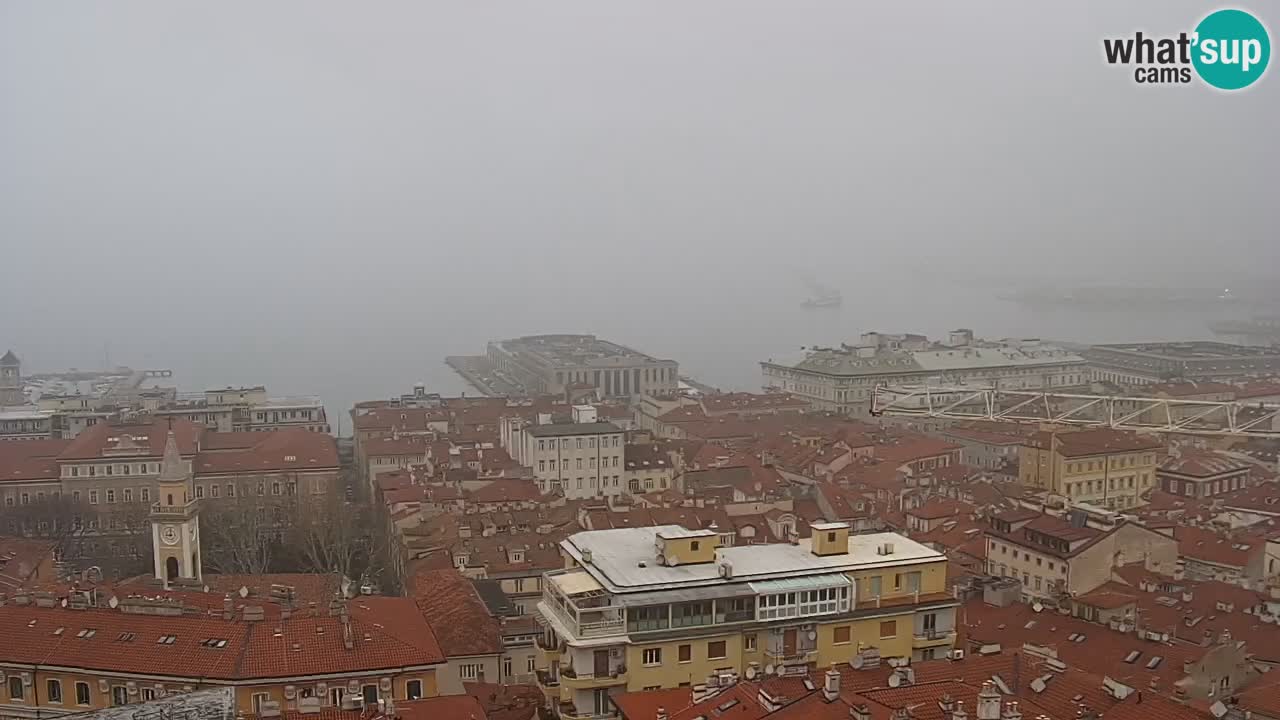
[2,1,1277,409]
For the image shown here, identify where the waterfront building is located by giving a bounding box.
[761,330,1086,415]
[1085,341,1280,385]
[1017,428,1162,510]
[485,335,678,399]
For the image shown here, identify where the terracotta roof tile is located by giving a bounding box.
[411,569,503,658]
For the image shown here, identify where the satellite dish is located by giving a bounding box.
[667,554,681,567]
[764,664,775,677]
[807,630,817,641]
[239,585,250,599]
[888,673,902,688]
[746,666,757,680]
[1032,601,1044,613]
[775,664,786,676]
[851,655,864,670]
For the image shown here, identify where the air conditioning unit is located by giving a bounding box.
[340,696,365,712]
[950,649,965,661]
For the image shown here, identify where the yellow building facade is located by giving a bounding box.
[1019,429,1162,510]
[535,524,957,719]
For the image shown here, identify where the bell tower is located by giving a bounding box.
[0,350,21,406]
[150,428,202,584]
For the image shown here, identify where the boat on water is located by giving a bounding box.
[800,278,842,309]
[802,292,842,309]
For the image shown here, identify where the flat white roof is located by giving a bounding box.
[657,528,717,539]
[810,521,851,531]
[565,525,942,593]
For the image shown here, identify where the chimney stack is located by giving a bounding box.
[823,667,841,701]
[976,682,1001,720]
[951,701,968,720]
[1000,701,1022,720]
[656,707,668,720]
[850,705,872,720]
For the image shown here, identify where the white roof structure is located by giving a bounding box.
[562,525,942,593]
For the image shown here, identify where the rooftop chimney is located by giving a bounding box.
[823,668,841,701]
[656,707,668,720]
[951,701,968,720]
[976,682,1001,720]
[850,705,872,720]
[1000,701,1022,720]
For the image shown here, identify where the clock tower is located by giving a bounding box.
[150,429,202,584]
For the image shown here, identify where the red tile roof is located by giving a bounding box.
[1026,429,1163,458]
[466,478,544,504]
[194,429,338,474]
[1158,452,1251,478]
[411,569,503,658]
[60,419,203,460]
[0,595,443,680]
[0,438,69,483]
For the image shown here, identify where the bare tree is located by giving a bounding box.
[285,486,384,581]
[198,482,280,574]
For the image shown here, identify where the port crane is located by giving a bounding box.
[870,384,1280,439]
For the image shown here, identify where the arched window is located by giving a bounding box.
[166,556,179,580]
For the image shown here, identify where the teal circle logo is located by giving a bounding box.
[1192,9,1271,90]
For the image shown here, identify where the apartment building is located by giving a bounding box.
[1157,452,1252,498]
[153,387,330,434]
[517,408,625,499]
[761,331,1086,414]
[984,510,1177,600]
[0,593,444,720]
[535,523,959,720]
[1018,429,1163,510]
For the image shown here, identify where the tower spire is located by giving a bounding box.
[157,430,187,484]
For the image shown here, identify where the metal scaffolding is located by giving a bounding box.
[870,384,1280,438]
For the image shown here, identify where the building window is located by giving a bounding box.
[744,634,757,651]
[227,484,235,497]
[362,685,378,705]
[527,657,537,673]
[75,682,91,706]
[502,656,513,678]
[879,620,897,639]
[142,689,155,702]
[46,679,63,704]
[272,482,281,496]
[251,693,270,713]
[707,640,727,659]
[89,490,99,505]
[405,680,423,701]
[329,688,344,707]
[833,626,851,645]
[208,485,217,498]
[459,663,482,681]
[679,644,692,663]
[111,686,128,706]
[9,676,24,700]
[866,576,883,598]
[195,485,204,499]
[141,487,150,502]
[642,648,663,666]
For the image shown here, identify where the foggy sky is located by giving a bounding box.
[2,1,1278,413]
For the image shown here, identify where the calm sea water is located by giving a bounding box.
[14,279,1246,435]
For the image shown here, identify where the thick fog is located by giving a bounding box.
[2,1,1277,421]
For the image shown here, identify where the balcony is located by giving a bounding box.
[912,628,958,647]
[536,669,560,689]
[763,647,817,664]
[558,702,618,720]
[559,666,629,690]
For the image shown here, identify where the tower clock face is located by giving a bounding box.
[161,525,180,546]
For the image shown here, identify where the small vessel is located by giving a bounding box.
[801,279,842,309]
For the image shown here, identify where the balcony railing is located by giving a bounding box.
[558,703,617,720]
[912,628,957,645]
[764,647,817,663]
[560,667,629,689]
[536,669,560,688]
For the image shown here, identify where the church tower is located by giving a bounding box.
[150,429,202,583]
[0,350,21,406]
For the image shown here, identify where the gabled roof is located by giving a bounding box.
[411,568,503,658]
[0,350,18,365]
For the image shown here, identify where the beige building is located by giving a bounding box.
[984,510,1177,600]
[1018,428,1163,510]
[762,331,1086,415]
[536,524,958,719]
[514,407,625,499]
